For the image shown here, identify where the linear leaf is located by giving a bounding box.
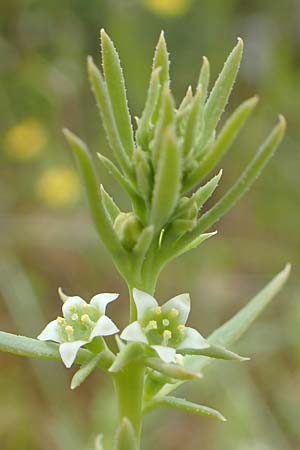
[63,130,129,274]
[197,56,210,100]
[136,67,161,148]
[114,418,138,450]
[144,396,226,422]
[146,357,202,381]
[87,57,131,177]
[182,86,204,157]
[203,38,243,145]
[97,153,137,199]
[178,343,249,361]
[0,330,114,370]
[109,342,145,373]
[181,116,286,245]
[184,95,258,191]
[100,30,134,157]
[100,185,121,223]
[71,352,107,389]
[150,127,181,231]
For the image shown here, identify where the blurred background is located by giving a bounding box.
[0,0,299,449]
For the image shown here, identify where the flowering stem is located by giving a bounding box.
[113,362,145,446]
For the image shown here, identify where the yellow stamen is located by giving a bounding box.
[65,325,74,341]
[162,319,170,327]
[146,320,158,331]
[69,305,77,312]
[71,313,79,321]
[163,329,172,345]
[170,308,179,318]
[154,307,162,315]
[81,314,94,327]
[57,316,65,326]
[178,324,185,334]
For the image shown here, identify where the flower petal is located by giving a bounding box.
[133,288,158,321]
[177,327,209,350]
[90,315,119,339]
[62,296,87,320]
[90,293,119,315]
[120,321,148,344]
[152,345,176,363]
[59,340,87,368]
[37,320,62,343]
[163,293,190,325]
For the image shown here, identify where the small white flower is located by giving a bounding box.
[120,289,209,363]
[38,289,119,368]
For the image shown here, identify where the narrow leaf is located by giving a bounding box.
[182,86,204,157]
[178,85,193,112]
[0,330,114,369]
[150,127,181,231]
[178,343,249,361]
[152,31,170,124]
[97,152,137,199]
[146,357,202,381]
[63,130,126,262]
[203,38,243,145]
[151,86,175,168]
[100,185,121,223]
[133,225,154,268]
[181,116,286,244]
[109,342,145,373]
[100,30,135,156]
[134,149,153,203]
[136,67,161,148]
[144,396,226,422]
[184,95,258,191]
[197,56,210,100]
[114,418,138,450]
[71,351,106,389]
[87,57,131,176]
[170,231,217,260]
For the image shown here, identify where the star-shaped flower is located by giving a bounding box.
[120,289,209,363]
[38,290,119,368]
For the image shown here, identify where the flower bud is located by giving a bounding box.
[113,212,143,251]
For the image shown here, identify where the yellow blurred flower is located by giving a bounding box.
[36,168,81,208]
[4,118,47,161]
[144,0,191,17]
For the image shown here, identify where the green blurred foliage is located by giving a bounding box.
[0,0,299,449]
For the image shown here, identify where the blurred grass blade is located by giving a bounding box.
[203,38,243,145]
[95,435,105,450]
[197,56,210,100]
[185,96,259,191]
[178,343,249,361]
[63,130,129,272]
[144,396,226,422]
[100,30,135,157]
[146,357,202,381]
[114,418,138,450]
[109,342,145,373]
[136,67,161,148]
[100,185,121,223]
[181,116,286,242]
[71,352,107,389]
[150,127,181,231]
[87,57,131,176]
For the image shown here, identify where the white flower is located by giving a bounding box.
[38,289,119,368]
[120,289,209,363]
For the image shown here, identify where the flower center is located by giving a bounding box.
[141,307,185,347]
[58,304,100,342]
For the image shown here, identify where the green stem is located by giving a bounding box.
[113,363,145,446]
